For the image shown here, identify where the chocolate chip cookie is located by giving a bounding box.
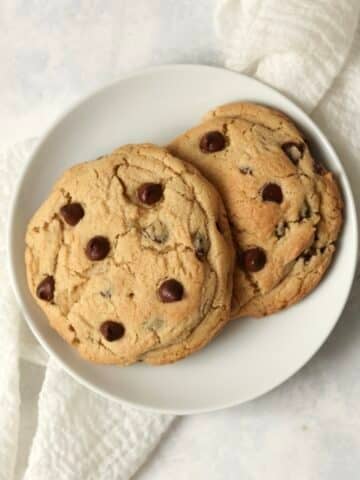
[25,144,234,365]
[168,102,343,317]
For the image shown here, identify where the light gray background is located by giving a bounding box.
[2,1,360,479]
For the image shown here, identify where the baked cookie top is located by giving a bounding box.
[168,102,343,317]
[25,144,234,365]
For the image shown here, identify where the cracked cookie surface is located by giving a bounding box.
[168,103,343,317]
[25,144,234,365]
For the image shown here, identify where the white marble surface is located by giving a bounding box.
[3,1,360,478]
[0,0,220,148]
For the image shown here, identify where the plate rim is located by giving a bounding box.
[7,63,359,415]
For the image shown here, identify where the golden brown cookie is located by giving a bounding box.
[25,144,234,365]
[168,103,343,317]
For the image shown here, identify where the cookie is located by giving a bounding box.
[168,102,343,317]
[25,144,234,365]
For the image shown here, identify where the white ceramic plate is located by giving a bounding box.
[8,65,358,414]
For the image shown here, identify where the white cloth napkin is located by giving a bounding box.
[216,0,360,113]
[24,361,173,480]
[2,1,360,478]
[1,141,173,480]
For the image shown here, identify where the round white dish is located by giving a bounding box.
[8,64,358,414]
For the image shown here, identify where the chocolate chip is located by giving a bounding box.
[262,183,283,203]
[313,160,326,175]
[36,275,55,302]
[137,183,163,205]
[300,201,311,219]
[85,236,110,261]
[60,203,84,226]
[302,247,315,263]
[282,142,305,164]
[144,317,164,331]
[158,279,184,303]
[239,247,267,272]
[239,167,253,175]
[200,131,226,153]
[100,289,112,299]
[100,321,125,341]
[193,232,209,261]
[275,221,288,239]
[142,220,168,243]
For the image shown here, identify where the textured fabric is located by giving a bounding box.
[24,361,173,480]
[0,140,37,480]
[216,0,360,113]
